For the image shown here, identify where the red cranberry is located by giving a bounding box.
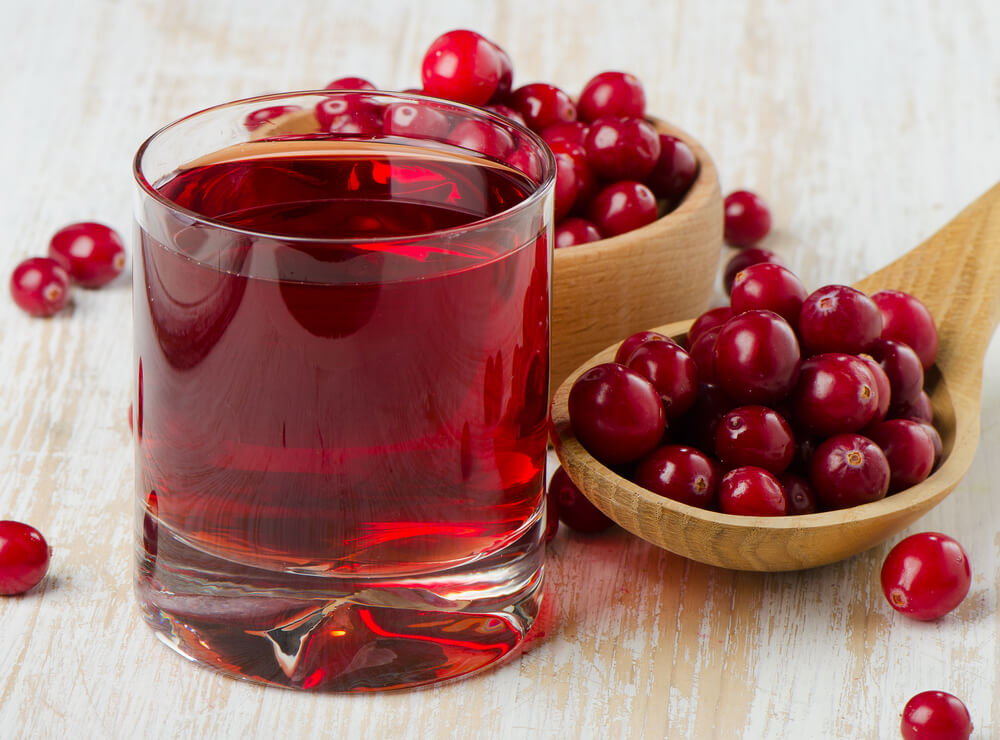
[724,190,771,247]
[10,257,71,317]
[243,105,302,131]
[568,362,665,465]
[792,353,880,436]
[420,30,502,105]
[315,95,382,135]
[858,354,892,425]
[446,119,515,160]
[577,71,646,122]
[892,389,934,425]
[584,117,661,181]
[808,433,890,509]
[729,263,808,326]
[713,310,801,405]
[587,181,658,237]
[484,104,526,128]
[541,121,590,149]
[48,222,126,288]
[509,83,577,131]
[486,41,514,101]
[507,145,545,182]
[901,690,973,740]
[324,76,376,91]
[872,290,938,370]
[625,341,698,419]
[645,135,698,202]
[798,285,882,356]
[634,445,718,509]
[688,324,721,384]
[778,473,818,514]
[687,305,732,347]
[881,532,971,620]
[551,150,580,219]
[550,466,614,533]
[866,419,936,492]
[549,140,596,218]
[718,467,788,516]
[714,406,795,474]
[382,102,451,139]
[867,338,924,414]
[614,330,675,364]
[554,218,603,249]
[723,247,784,295]
[0,520,50,595]
[921,423,944,466]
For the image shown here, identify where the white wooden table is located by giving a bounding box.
[2,1,999,737]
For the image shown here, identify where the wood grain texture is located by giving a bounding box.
[1,0,1000,738]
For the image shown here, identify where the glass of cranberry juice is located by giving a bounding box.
[132,92,555,691]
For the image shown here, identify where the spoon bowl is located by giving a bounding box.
[550,182,1000,571]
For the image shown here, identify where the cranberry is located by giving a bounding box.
[551,149,580,219]
[10,257,71,317]
[645,135,698,202]
[420,30,502,105]
[729,263,808,326]
[798,285,882,356]
[446,119,515,161]
[718,467,788,516]
[687,305,732,347]
[881,532,971,620]
[714,406,795,474]
[722,247,784,295]
[507,145,545,182]
[545,488,560,542]
[866,419,936,492]
[243,104,302,131]
[382,102,451,139]
[921,423,944,466]
[676,382,736,454]
[892,389,934,424]
[724,190,772,247]
[486,41,514,101]
[713,310,801,405]
[791,353,880,436]
[872,290,938,370]
[867,338,924,414]
[587,181,658,237]
[568,362,665,465]
[577,71,646,121]
[0,521,50,595]
[541,121,590,149]
[858,354,892,424]
[808,433,890,509]
[549,140,595,219]
[554,218,603,249]
[584,117,661,181]
[509,83,577,131]
[550,466,614,533]
[901,690,973,740]
[48,221,126,288]
[324,76,376,91]
[688,324,721,384]
[315,95,382,135]
[614,330,674,364]
[625,340,698,419]
[484,104,526,128]
[778,473,818,514]
[634,445,718,509]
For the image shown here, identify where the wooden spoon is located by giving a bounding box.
[550,181,1000,571]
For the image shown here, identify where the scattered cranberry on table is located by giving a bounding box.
[549,466,613,534]
[900,690,973,740]
[10,257,72,317]
[724,189,772,247]
[48,221,126,288]
[881,532,971,620]
[0,520,50,596]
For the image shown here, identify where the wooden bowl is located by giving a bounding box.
[550,120,723,390]
[550,182,1000,572]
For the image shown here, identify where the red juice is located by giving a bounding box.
[134,139,550,690]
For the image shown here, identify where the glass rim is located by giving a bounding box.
[132,89,557,246]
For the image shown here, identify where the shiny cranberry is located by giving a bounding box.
[881,532,971,620]
[778,473,818,514]
[568,362,665,465]
[0,521,50,595]
[722,247,784,295]
[324,76,376,90]
[10,257,71,317]
[634,445,718,509]
[921,423,944,466]
[446,119,515,160]
[718,467,787,516]
[724,190,771,247]
[551,149,580,219]
[872,290,938,370]
[584,117,661,180]
[48,221,126,288]
[382,102,451,138]
[550,466,613,533]
[486,41,514,101]
[892,389,934,424]
[645,135,697,202]
[901,691,973,740]
[730,263,808,326]
[549,140,595,218]
[484,103,526,127]
[713,310,801,405]
[509,83,577,131]
[867,338,924,414]
[625,341,698,419]
[541,121,590,149]
[858,354,892,424]
[714,406,794,474]
[808,433,890,509]
[587,181,658,237]
[554,218,603,249]
[420,30,502,105]
[798,285,882,356]
[507,145,545,182]
[792,353,880,435]
[866,419,936,492]
[687,305,732,347]
[676,382,736,454]
[315,95,382,135]
[688,325,721,384]
[614,330,675,364]
[243,104,302,131]
[577,71,646,121]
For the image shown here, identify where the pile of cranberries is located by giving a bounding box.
[9,222,126,317]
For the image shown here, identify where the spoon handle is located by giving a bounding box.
[854,181,1000,393]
